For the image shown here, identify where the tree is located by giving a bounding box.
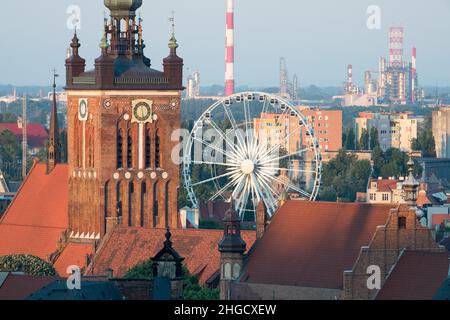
[319,149,371,202]
[125,260,219,300]
[0,113,17,123]
[125,259,154,279]
[359,129,369,150]
[0,254,57,276]
[344,127,356,150]
[369,126,379,150]
[0,129,21,163]
[371,147,422,179]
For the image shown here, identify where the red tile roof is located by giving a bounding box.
[372,179,398,192]
[0,123,48,148]
[0,273,58,300]
[0,163,68,260]
[432,214,450,228]
[89,226,256,285]
[53,243,95,277]
[376,251,450,300]
[242,200,394,289]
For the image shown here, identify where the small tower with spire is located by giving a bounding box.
[95,31,115,87]
[402,154,419,207]
[163,11,183,89]
[65,29,86,87]
[152,228,185,299]
[218,201,246,300]
[47,70,61,174]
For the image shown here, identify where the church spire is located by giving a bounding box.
[47,70,61,174]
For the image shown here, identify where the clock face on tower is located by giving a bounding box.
[78,99,88,121]
[131,99,153,123]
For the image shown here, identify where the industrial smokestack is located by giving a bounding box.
[225,0,235,96]
[411,47,416,104]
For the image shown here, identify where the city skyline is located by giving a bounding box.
[0,0,449,87]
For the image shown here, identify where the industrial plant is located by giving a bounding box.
[342,27,424,107]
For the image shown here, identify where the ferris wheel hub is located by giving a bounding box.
[241,159,255,175]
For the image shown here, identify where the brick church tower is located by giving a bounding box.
[65,0,183,240]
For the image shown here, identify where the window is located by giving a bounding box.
[370,193,376,201]
[140,182,146,227]
[145,130,151,168]
[153,182,158,227]
[127,130,132,168]
[117,130,123,168]
[116,182,122,223]
[232,263,241,280]
[398,216,407,229]
[382,194,389,201]
[155,131,161,169]
[128,182,134,226]
[224,263,231,280]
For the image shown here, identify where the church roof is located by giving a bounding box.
[376,251,450,300]
[241,200,394,289]
[88,226,256,285]
[0,163,68,259]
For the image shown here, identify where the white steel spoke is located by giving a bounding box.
[209,179,236,202]
[192,169,241,187]
[192,136,240,163]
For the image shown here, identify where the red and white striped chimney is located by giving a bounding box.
[411,47,416,104]
[225,0,235,96]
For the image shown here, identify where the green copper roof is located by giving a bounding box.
[104,0,143,17]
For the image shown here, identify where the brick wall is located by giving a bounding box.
[343,204,445,300]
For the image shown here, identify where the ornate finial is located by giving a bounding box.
[99,31,108,50]
[71,28,80,52]
[402,152,419,206]
[52,69,59,90]
[407,152,415,177]
[168,10,178,50]
[164,227,173,248]
[169,10,175,36]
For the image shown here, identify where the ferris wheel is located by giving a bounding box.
[182,92,322,219]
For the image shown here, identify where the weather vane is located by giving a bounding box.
[169,10,175,36]
[52,69,59,88]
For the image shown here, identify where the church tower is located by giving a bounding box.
[218,203,246,300]
[65,0,183,240]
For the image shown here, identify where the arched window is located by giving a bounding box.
[233,263,241,280]
[224,263,231,280]
[117,130,123,168]
[141,182,146,227]
[155,130,161,169]
[127,130,132,168]
[145,130,151,168]
[104,181,109,232]
[153,182,158,227]
[128,182,134,226]
[116,182,122,223]
[165,181,170,228]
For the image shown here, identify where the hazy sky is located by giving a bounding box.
[0,0,449,87]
